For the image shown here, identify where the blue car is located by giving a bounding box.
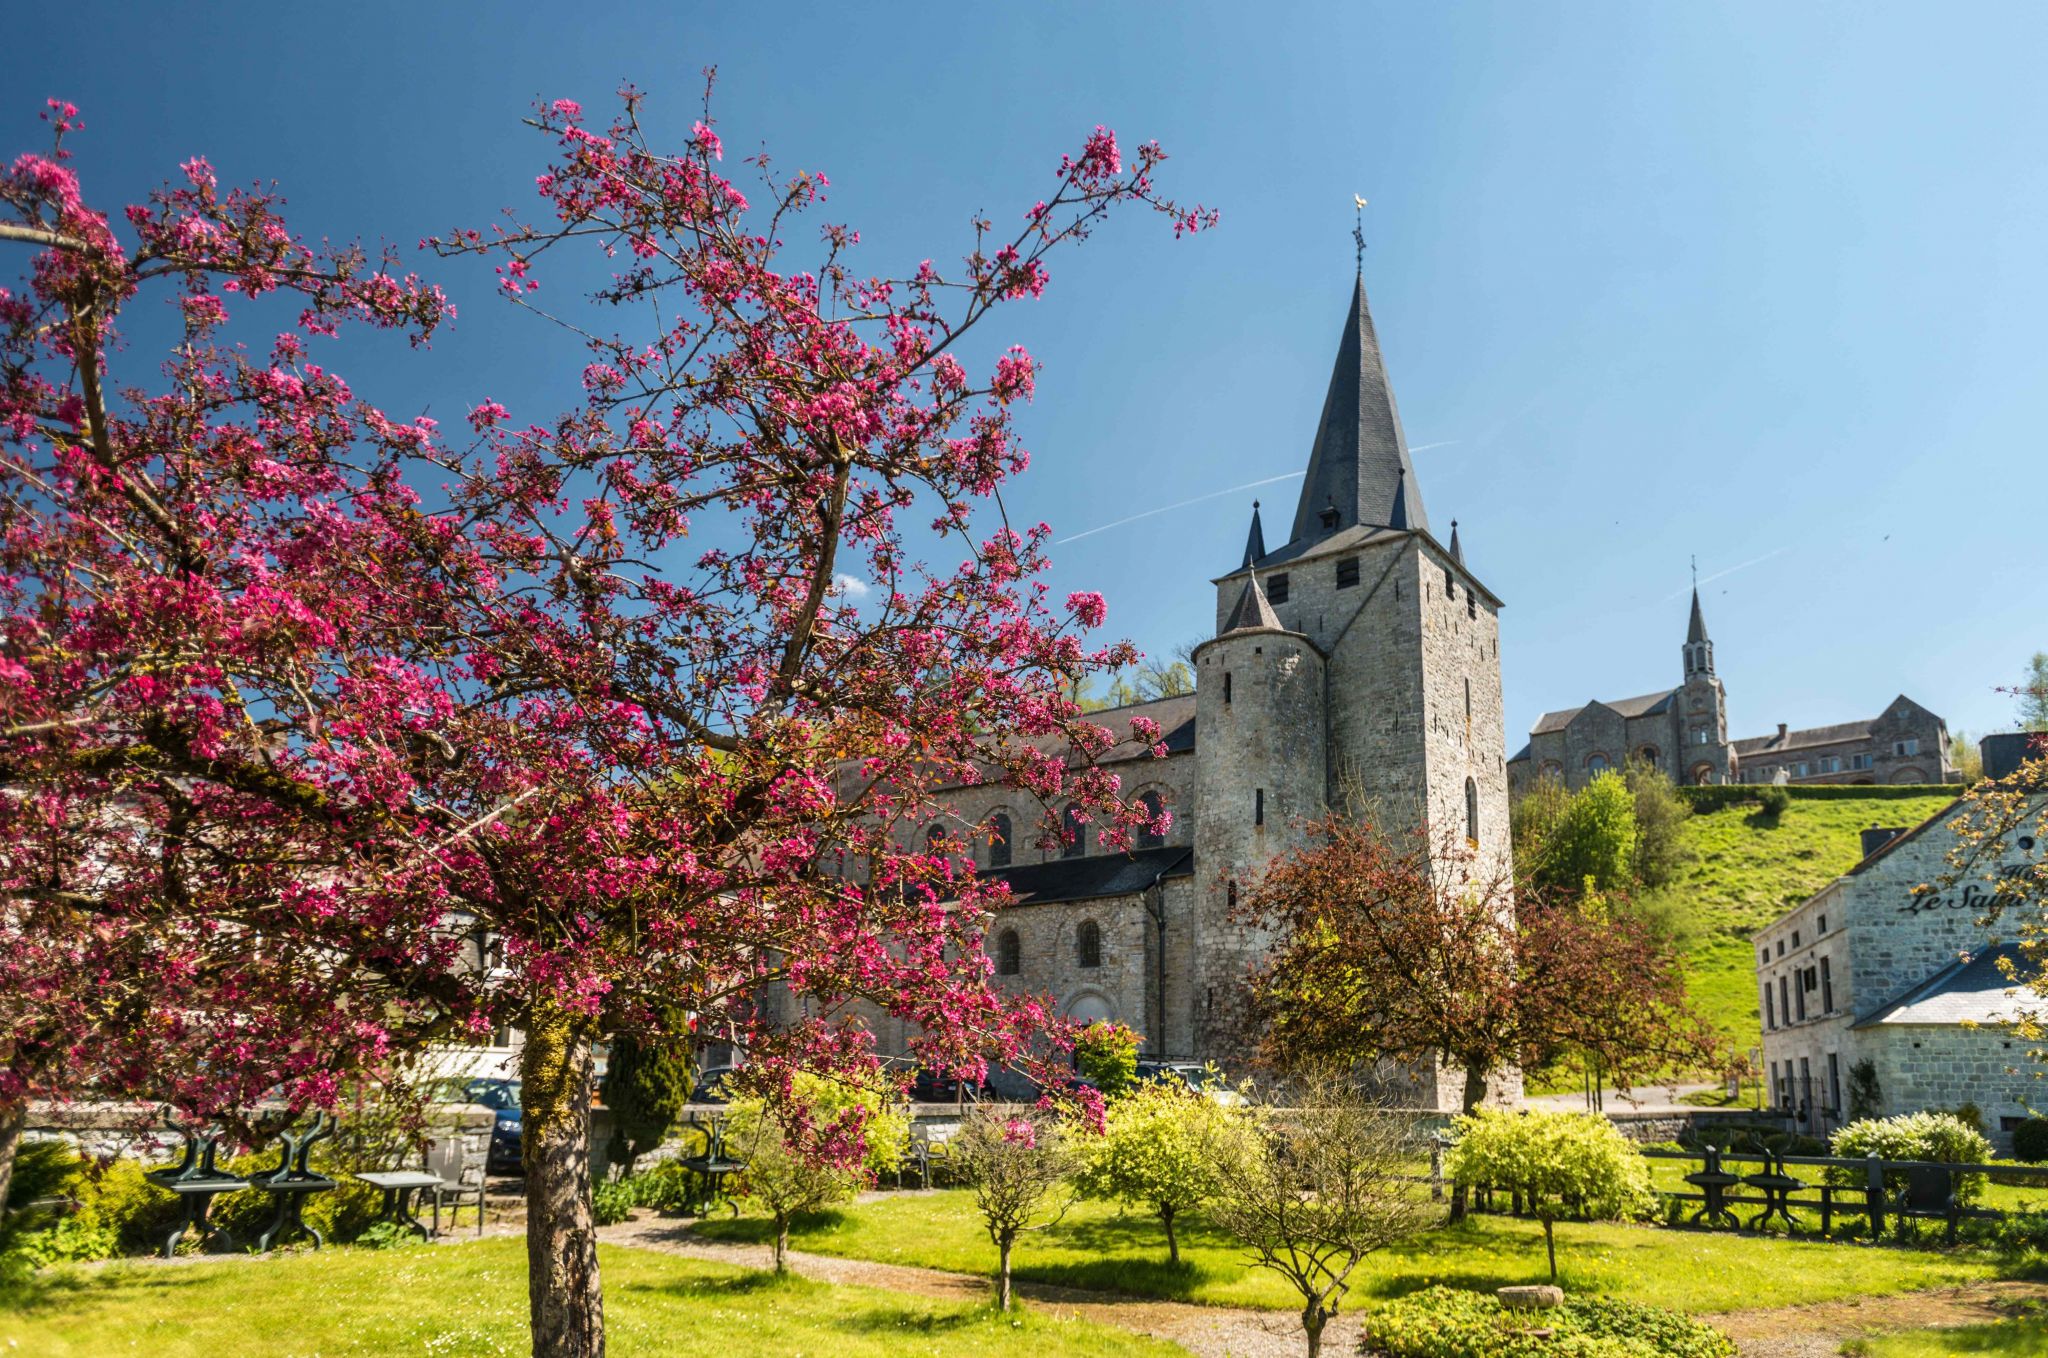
[428,1077,524,1174]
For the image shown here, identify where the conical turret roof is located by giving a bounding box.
[1288,272,1428,542]
[1220,572,1283,635]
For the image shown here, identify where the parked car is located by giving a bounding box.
[908,1066,996,1104]
[425,1076,525,1174]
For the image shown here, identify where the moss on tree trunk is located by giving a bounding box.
[521,996,605,1358]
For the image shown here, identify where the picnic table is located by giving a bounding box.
[354,1170,445,1241]
[145,1112,250,1259]
[248,1112,337,1251]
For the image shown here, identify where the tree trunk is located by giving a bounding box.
[1447,1064,1491,1223]
[1162,1205,1179,1266]
[775,1214,790,1273]
[1301,1303,1328,1358]
[997,1233,1014,1311]
[522,996,604,1358]
[1543,1217,1557,1285]
[0,1104,23,1214]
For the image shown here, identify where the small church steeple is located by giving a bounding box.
[1288,271,1428,543]
[1683,581,1715,678]
[1449,519,1465,566]
[1241,500,1267,569]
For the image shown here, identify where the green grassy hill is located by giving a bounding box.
[1644,790,1958,1061]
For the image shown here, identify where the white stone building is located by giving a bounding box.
[1755,782,2045,1148]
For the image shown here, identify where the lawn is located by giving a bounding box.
[1845,1317,2048,1355]
[0,1236,1178,1358]
[692,1188,2009,1314]
[1641,792,1957,1058]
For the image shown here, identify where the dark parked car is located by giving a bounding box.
[426,1076,524,1174]
[1133,1061,1243,1105]
[908,1067,996,1104]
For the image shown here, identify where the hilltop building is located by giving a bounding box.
[1508,593,1955,793]
[852,270,1519,1108]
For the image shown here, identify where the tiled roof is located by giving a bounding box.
[1732,720,1874,756]
[984,845,1194,907]
[1529,689,1676,736]
[1853,941,2029,1029]
[1221,573,1284,634]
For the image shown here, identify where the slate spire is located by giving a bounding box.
[1241,500,1267,569]
[1220,571,1283,635]
[1687,587,1710,645]
[1449,518,1464,566]
[1289,272,1428,542]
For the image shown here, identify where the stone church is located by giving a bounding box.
[1507,591,1956,794]
[879,272,1517,1107]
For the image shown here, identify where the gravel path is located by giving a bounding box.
[599,1213,1350,1358]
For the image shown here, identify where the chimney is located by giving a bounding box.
[1777,723,1789,743]
[1982,732,2039,783]
[1860,826,1907,860]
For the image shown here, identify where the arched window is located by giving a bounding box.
[1464,777,1479,845]
[925,822,948,853]
[1539,760,1564,782]
[1636,746,1660,769]
[995,928,1021,977]
[1061,803,1087,859]
[1077,919,1102,969]
[987,812,1013,868]
[1586,753,1610,774]
[1137,791,1165,849]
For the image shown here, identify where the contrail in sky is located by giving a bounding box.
[1658,546,1793,605]
[1056,471,1305,544]
[1407,440,1459,454]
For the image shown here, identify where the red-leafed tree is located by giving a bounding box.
[1235,818,1715,1121]
[1,83,1207,1357]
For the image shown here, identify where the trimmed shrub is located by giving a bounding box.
[1829,1112,1995,1205]
[2012,1118,2048,1165]
[1361,1285,1734,1358]
[1677,783,1960,812]
[1755,785,1791,819]
[1073,1080,1250,1264]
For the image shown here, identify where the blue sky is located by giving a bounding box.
[12,2,2045,749]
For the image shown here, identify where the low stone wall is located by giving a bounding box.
[22,1100,496,1187]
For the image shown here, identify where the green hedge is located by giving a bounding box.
[1677,783,1959,812]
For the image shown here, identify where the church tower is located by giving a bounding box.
[1192,267,1518,1104]
[1677,587,1733,784]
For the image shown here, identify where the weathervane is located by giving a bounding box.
[1352,194,1368,273]
[1691,554,1698,589]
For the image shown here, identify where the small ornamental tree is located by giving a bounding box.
[0,88,1207,1358]
[1447,1108,1653,1285]
[727,1073,907,1272]
[1208,1068,1434,1358]
[1073,1019,1141,1097]
[600,1015,694,1178]
[1531,771,1639,895]
[953,1104,1074,1310]
[1075,1079,1246,1264]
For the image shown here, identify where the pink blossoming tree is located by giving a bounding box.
[1,83,1207,1357]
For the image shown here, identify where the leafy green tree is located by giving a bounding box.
[1510,775,1571,873]
[1073,1019,1141,1097]
[1532,771,1639,894]
[1950,729,1985,783]
[1075,1081,1248,1264]
[1447,1109,1653,1285]
[726,1073,907,1272]
[599,1019,693,1178]
[2022,652,2048,733]
[1622,759,1692,889]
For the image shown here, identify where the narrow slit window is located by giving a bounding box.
[1254,788,1265,826]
